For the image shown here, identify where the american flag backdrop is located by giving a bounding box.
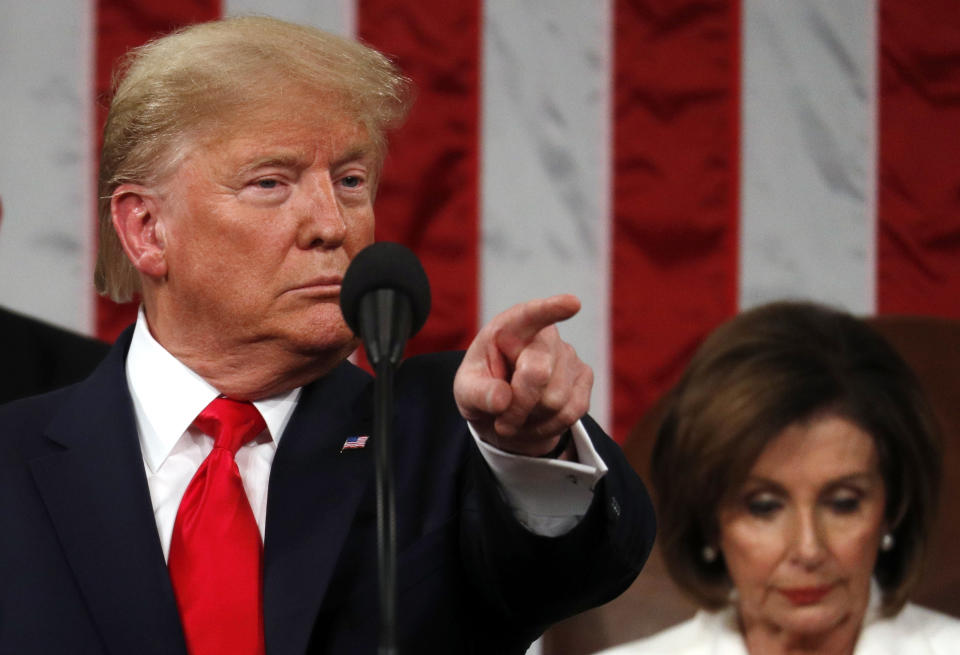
[1,0,959,448]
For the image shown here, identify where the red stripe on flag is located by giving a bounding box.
[877,0,960,319]
[611,1,741,442]
[94,0,223,342]
[357,1,481,356]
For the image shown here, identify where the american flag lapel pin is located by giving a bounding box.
[340,435,369,452]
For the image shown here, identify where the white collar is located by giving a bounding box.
[126,308,301,473]
[861,577,884,628]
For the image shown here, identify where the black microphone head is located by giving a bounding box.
[340,241,431,338]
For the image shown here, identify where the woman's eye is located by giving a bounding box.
[746,495,781,517]
[828,495,861,514]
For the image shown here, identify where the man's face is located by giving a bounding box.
[151,91,377,359]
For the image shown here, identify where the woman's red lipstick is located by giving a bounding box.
[779,585,832,605]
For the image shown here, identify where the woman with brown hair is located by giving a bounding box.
[600,301,960,654]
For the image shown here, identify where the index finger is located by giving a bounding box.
[493,294,581,362]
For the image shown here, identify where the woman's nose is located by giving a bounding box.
[789,510,827,569]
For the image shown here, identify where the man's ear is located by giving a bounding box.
[111,185,168,278]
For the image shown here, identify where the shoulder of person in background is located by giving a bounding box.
[0,305,110,404]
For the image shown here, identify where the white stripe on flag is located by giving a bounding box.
[481,0,613,430]
[225,0,356,37]
[739,0,877,314]
[0,0,96,334]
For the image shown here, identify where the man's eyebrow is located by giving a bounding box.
[236,153,310,175]
[331,145,375,169]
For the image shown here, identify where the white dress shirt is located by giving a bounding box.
[126,310,607,560]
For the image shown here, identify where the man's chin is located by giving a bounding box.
[291,327,358,359]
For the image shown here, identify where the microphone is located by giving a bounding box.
[340,241,431,366]
[338,241,431,655]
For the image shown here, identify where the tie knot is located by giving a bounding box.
[193,397,266,455]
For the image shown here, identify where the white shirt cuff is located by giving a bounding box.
[469,420,608,537]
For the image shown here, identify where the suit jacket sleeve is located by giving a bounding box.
[396,351,657,650]
[461,413,655,639]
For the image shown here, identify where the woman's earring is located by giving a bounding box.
[880,533,895,552]
[702,545,718,563]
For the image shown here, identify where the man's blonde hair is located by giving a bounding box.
[95,15,413,302]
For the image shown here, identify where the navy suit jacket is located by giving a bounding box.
[0,306,109,404]
[0,327,655,654]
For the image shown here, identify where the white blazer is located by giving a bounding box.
[596,600,960,655]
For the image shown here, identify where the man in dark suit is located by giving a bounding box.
[0,16,655,655]
[0,198,110,403]
[0,305,109,403]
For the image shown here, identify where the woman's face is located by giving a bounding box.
[717,415,888,640]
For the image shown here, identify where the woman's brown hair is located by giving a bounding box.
[652,301,941,615]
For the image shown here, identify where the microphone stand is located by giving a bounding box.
[358,289,412,655]
[374,357,397,655]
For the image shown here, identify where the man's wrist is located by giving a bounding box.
[536,430,573,459]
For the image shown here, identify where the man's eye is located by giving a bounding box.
[256,179,279,189]
[341,175,362,188]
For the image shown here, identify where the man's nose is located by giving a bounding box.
[298,174,347,249]
[789,510,827,569]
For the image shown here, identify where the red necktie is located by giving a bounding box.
[168,397,267,655]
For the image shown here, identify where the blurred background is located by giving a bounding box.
[2,1,958,444]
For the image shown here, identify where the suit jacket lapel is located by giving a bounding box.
[263,361,374,655]
[28,330,187,655]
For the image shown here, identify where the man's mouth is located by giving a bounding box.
[289,275,343,295]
